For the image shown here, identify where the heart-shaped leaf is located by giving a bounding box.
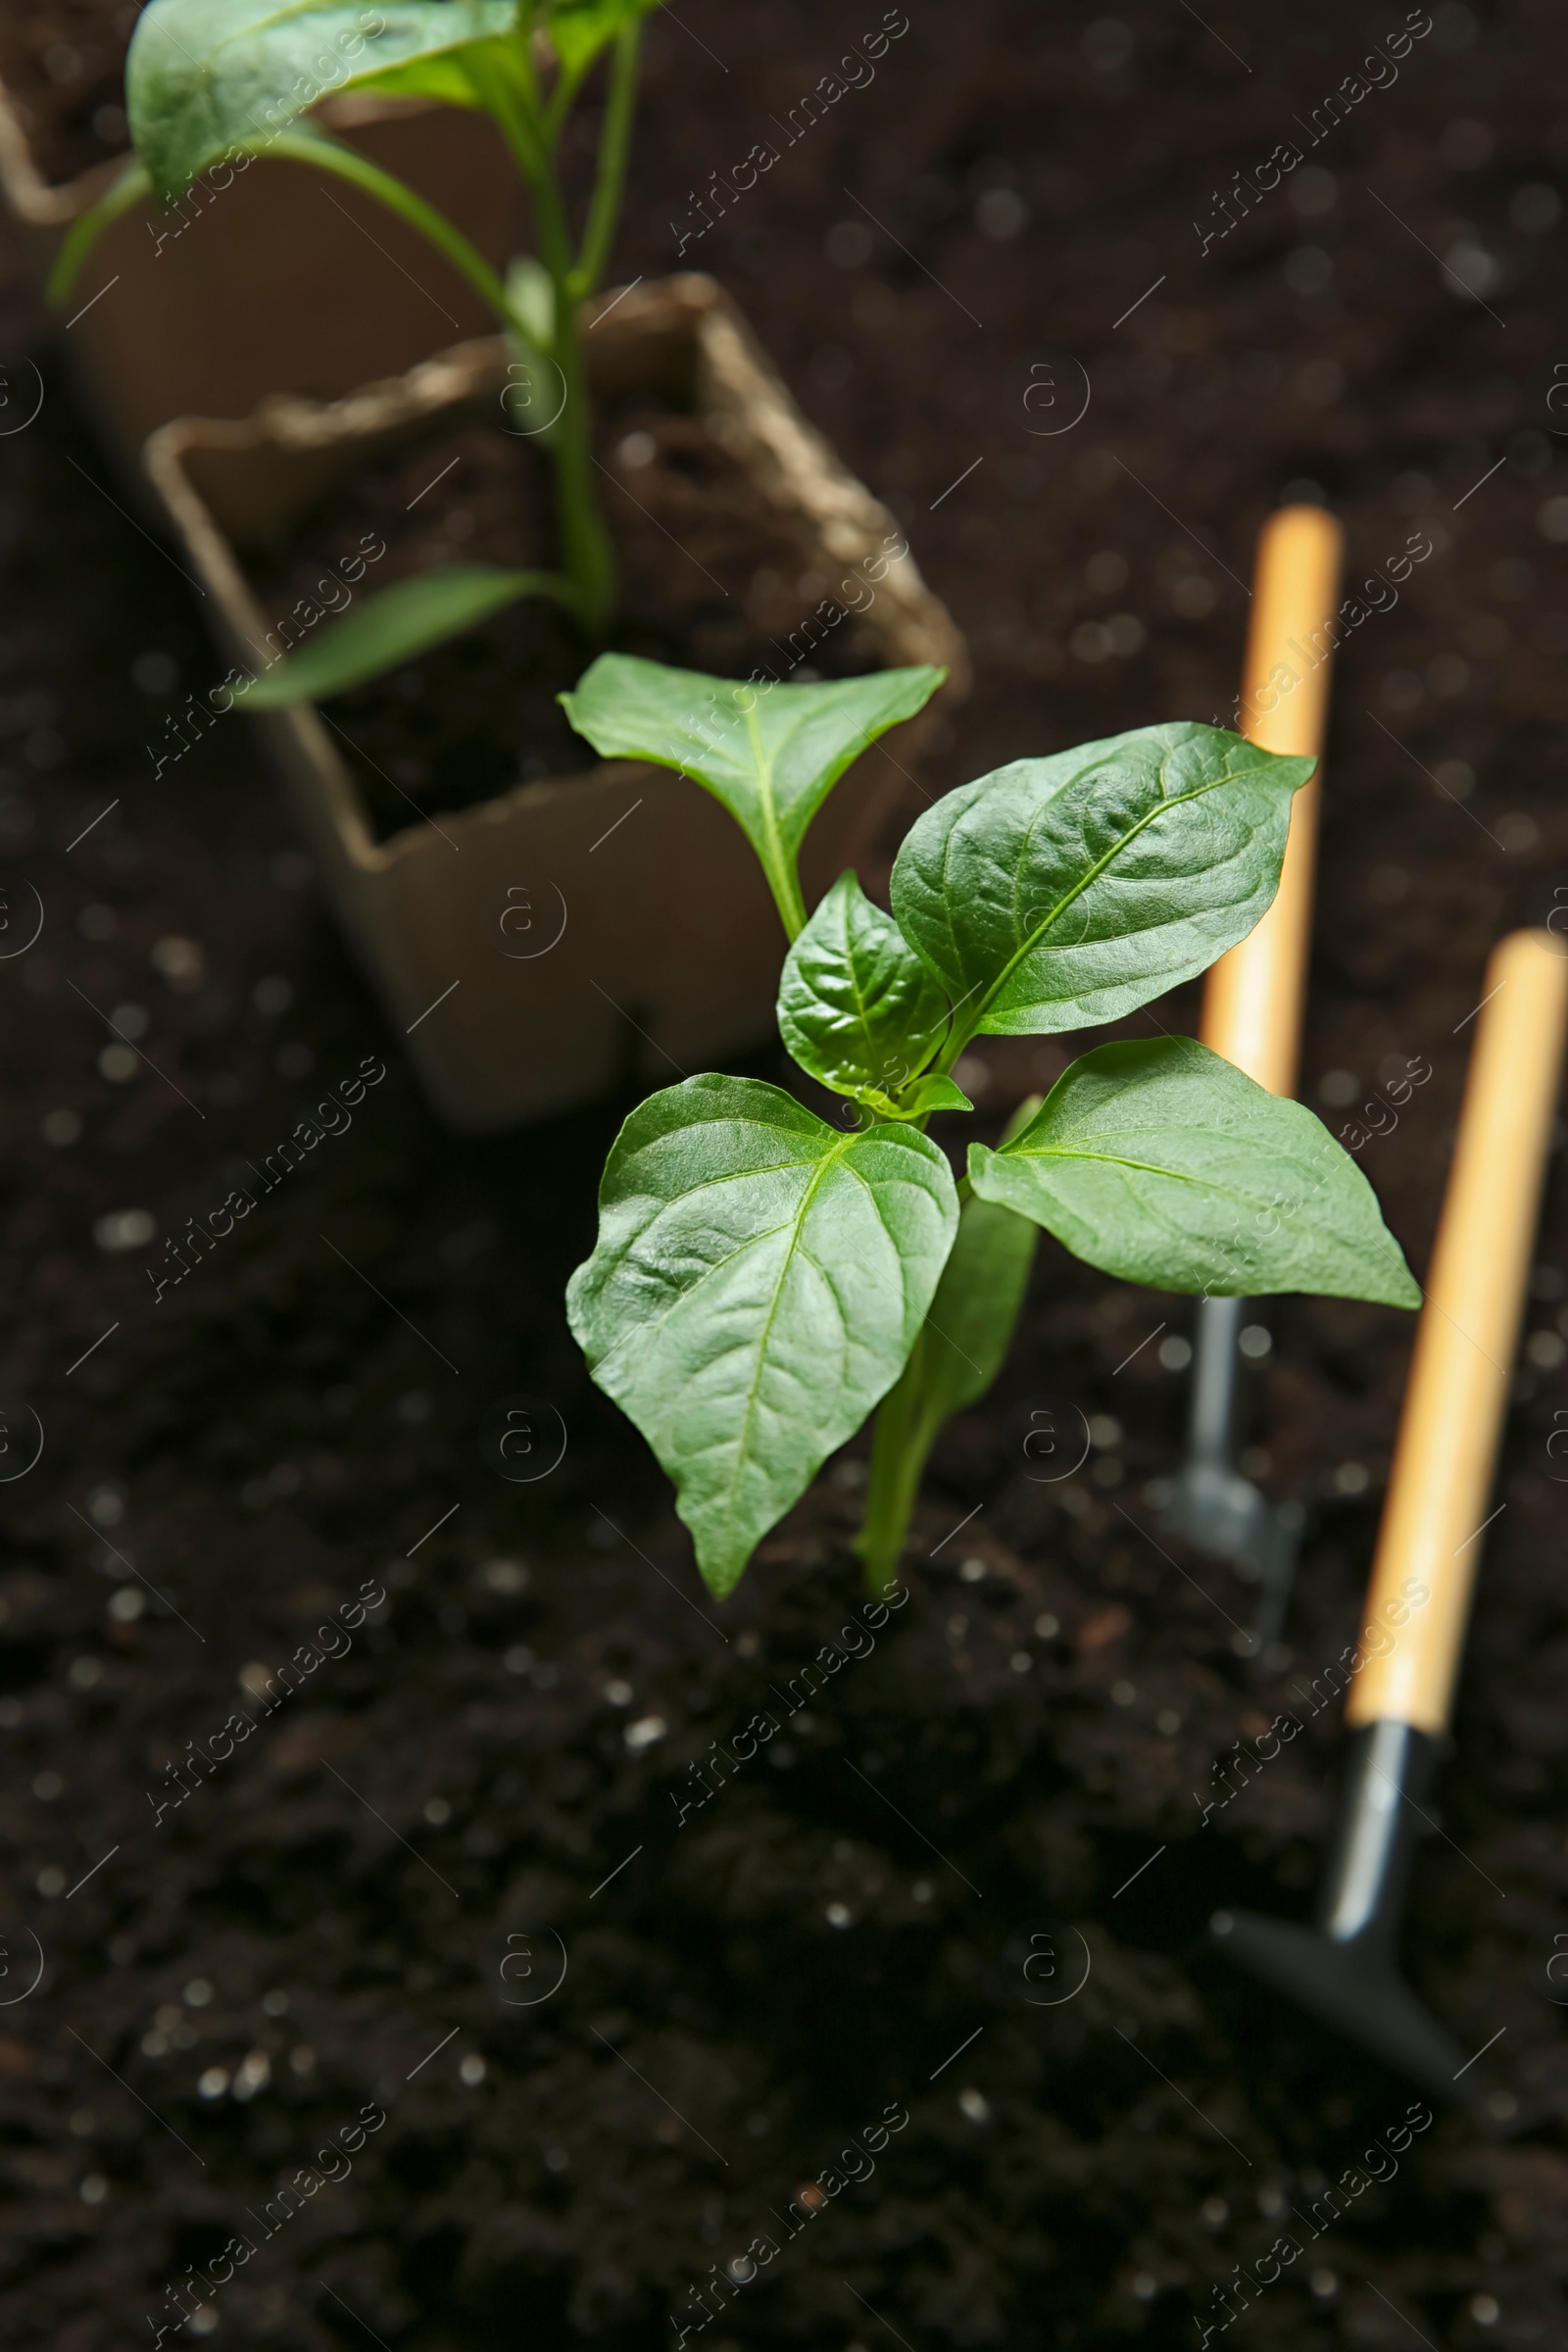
[567,1074,959,1595]
[890,723,1314,1040]
[967,1037,1420,1306]
[126,0,519,200]
[239,564,571,709]
[778,873,950,1109]
[561,655,946,936]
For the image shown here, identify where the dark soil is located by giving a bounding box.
[5,3,1568,2349]
[0,0,141,190]
[252,398,877,841]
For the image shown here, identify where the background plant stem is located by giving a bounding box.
[269,31,637,638]
[532,147,615,633]
[227,128,517,323]
[572,26,642,299]
[500,33,636,635]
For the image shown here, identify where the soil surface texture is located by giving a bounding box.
[4,4,1568,2351]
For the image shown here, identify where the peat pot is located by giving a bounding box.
[143,273,968,1132]
[0,57,519,483]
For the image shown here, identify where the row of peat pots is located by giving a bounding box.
[0,30,966,1129]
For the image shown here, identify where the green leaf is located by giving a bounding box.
[890,722,1315,1040]
[967,1038,1420,1308]
[239,564,571,709]
[126,0,519,201]
[566,1074,959,1596]
[560,655,947,937]
[544,0,663,78]
[895,1072,973,1119]
[778,873,950,1108]
[331,45,493,109]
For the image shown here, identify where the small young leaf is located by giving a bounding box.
[545,0,664,78]
[335,42,504,111]
[240,565,571,709]
[778,873,949,1105]
[967,1038,1420,1307]
[566,1073,959,1596]
[127,0,519,201]
[561,655,946,936]
[894,1072,973,1119]
[890,723,1314,1040]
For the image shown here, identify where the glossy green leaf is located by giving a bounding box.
[126,0,519,200]
[545,0,663,77]
[239,564,571,709]
[967,1038,1420,1307]
[778,873,949,1109]
[566,1074,959,1596]
[890,722,1314,1040]
[561,655,947,936]
[896,1072,973,1118]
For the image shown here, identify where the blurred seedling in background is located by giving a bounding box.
[56,0,670,689]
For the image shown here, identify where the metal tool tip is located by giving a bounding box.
[1210,1904,1481,2106]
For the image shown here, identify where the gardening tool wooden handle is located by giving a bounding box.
[1200,504,1344,1098]
[1348,929,1568,1735]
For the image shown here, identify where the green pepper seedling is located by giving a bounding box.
[562,655,1420,1598]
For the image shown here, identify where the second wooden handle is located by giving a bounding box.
[1348,930,1568,1734]
[1201,504,1345,1098]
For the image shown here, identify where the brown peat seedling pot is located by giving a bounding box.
[144,273,967,1132]
[0,44,519,483]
